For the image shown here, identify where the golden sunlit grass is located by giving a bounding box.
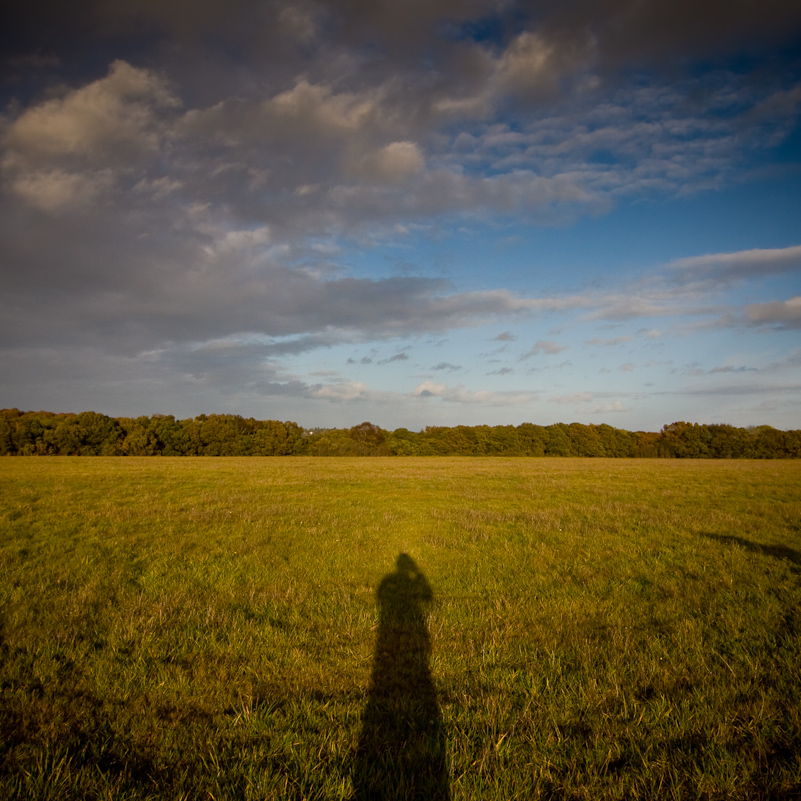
[1,457,800,799]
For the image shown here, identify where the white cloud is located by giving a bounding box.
[349,141,425,183]
[551,393,629,415]
[413,380,536,406]
[577,400,628,414]
[552,392,594,404]
[309,381,371,401]
[494,31,581,99]
[4,60,177,163]
[266,79,380,136]
[669,245,801,286]
[413,380,447,397]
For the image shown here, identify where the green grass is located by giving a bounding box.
[1,457,800,799]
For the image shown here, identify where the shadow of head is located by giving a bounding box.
[396,552,418,575]
[701,532,801,571]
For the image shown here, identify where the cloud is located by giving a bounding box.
[379,352,410,364]
[2,3,800,428]
[0,203,559,351]
[492,30,587,102]
[708,365,758,374]
[4,60,178,164]
[413,380,536,405]
[745,297,801,329]
[659,381,801,398]
[2,60,179,213]
[584,295,686,322]
[550,393,629,415]
[582,0,801,68]
[577,245,801,325]
[10,1,799,77]
[521,340,568,358]
[586,336,631,346]
[348,141,425,183]
[669,246,801,287]
[552,392,594,404]
[9,167,116,211]
[309,381,371,401]
[577,400,628,415]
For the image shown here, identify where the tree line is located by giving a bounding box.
[1,409,800,458]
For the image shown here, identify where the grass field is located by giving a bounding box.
[1,457,800,800]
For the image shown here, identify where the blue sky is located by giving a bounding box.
[1,1,800,430]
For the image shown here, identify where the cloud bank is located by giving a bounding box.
[1,1,800,428]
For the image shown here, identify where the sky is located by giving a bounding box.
[1,0,800,432]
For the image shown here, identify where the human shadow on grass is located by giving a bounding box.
[352,554,450,801]
[701,532,801,572]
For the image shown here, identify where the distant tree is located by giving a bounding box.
[633,431,661,458]
[42,411,123,455]
[78,411,124,454]
[49,414,83,454]
[516,423,548,456]
[545,424,572,456]
[567,423,606,457]
[2,408,799,458]
[596,424,635,457]
[253,419,303,455]
[349,422,388,455]
[306,428,363,456]
[751,425,795,459]
[145,415,184,455]
[706,424,746,459]
[386,428,422,456]
[120,417,160,455]
[423,425,480,455]
[0,413,13,455]
[660,422,711,458]
[477,424,520,455]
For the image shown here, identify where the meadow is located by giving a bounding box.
[0,457,800,800]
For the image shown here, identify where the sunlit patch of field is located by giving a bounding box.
[1,457,800,799]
